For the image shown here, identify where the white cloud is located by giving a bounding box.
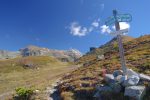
[92,21,99,28]
[101,22,130,35]
[69,18,100,36]
[119,22,130,30]
[100,25,111,33]
[112,22,130,30]
[70,22,88,37]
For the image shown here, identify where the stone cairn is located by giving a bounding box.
[94,69,150,100]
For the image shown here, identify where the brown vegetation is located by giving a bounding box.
[58,35,150,100]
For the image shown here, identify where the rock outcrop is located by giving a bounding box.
[0,45,82,62]
[19,45,82,62]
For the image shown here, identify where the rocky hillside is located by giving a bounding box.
[0,45,82,62]
[58,35,150,100]
[19,45,82,62]
[79,36,135,64]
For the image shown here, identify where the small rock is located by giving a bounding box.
[34,89,40,93]
[123,75,140,86]
[104,74,115,84]
[97,55,104,60]
[139,74,150,82]
[124,86,146,100]
[115,75,127,83]
[113,70,123,77]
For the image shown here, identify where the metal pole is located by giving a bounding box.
[113,10,127,75]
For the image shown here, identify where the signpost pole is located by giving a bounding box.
[113,10,127,75]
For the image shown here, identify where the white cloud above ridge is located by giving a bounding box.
[92,21,99,28]
[69,22,88,37]
[69,18,101,37]
[100,25,111,33]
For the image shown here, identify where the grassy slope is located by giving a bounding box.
[58,35,150,100]
[0,56,76,98]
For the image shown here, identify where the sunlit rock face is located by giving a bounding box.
[0,45,82,62]
[19,45,82,62]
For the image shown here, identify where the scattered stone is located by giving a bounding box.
[139,74,150,82]
[46,87,56,94]
[123,75,140,86]
[104,74,115,84]
[34,90,40,93]
[113,70,123,77]
[51,83,58,87]
[97,55,104,60]
[124,86,146,100]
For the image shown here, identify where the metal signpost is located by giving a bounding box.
[110,28,128,36]
[105,10,132,75]
[105,13,132,26]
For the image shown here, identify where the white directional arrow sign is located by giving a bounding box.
[105,14,132,26]
[110,28,129,36]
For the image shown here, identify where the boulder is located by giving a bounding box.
[123,75,140,86]
[124,86,146,100]
[104,74,115,84]
[126,69,138,77]
[110,83,122,93]
[113,70,123,77]
[139,74,150,82]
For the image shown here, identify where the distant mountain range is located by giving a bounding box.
[0,45,82,62]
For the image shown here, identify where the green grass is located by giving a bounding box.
[0,56,76,99]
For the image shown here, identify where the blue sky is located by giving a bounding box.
[0,0,149,53]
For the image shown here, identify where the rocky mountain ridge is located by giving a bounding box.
[0,45,82,62]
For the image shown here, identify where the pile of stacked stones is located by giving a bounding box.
[94,69,150,100]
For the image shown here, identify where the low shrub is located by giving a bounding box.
[13,87,34,100]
